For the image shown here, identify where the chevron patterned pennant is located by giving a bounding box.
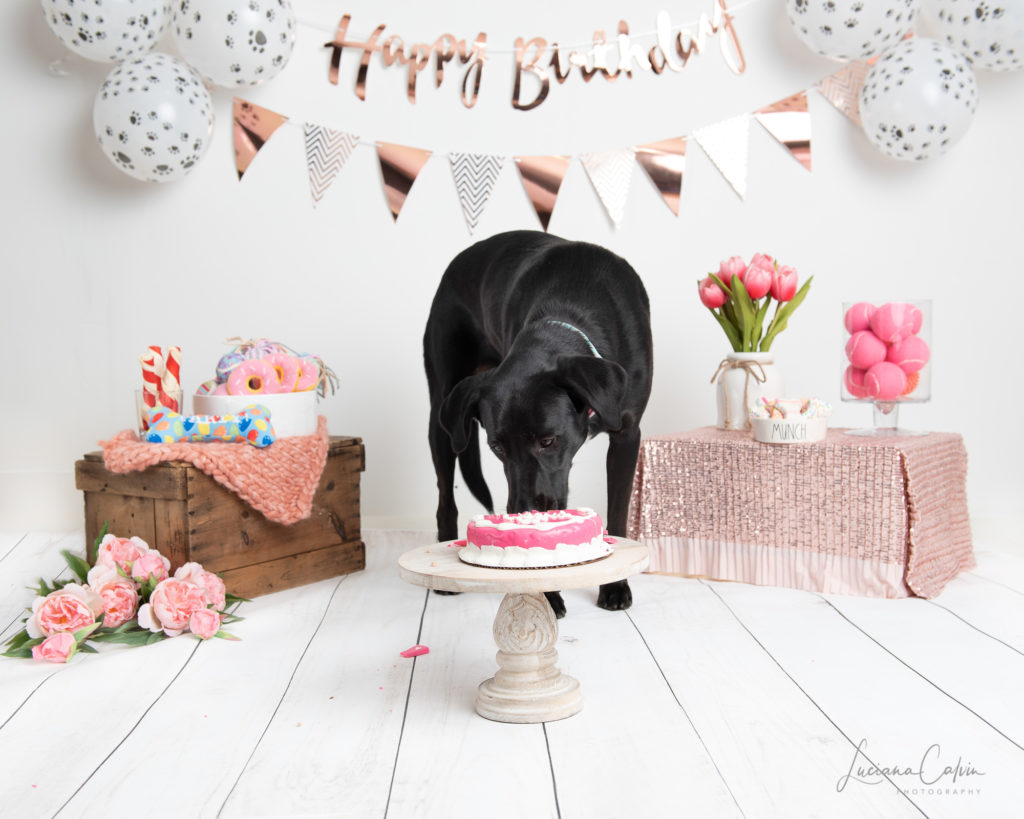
[692,114,750,200]
[581,148,636,229]
[816,62,869,126]
[449,153,504,233]
[304,125,359,206]
[755,90,812,172]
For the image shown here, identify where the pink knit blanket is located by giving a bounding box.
[100,416,329,525]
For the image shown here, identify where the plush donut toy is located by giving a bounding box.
[265,353,299,392]
[227,359,280,395]
[293,357,320,392]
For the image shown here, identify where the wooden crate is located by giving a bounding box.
[74,436,366,598]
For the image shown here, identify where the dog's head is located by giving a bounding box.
[439,355,628,513]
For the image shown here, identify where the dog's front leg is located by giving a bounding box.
[597,423,642,611]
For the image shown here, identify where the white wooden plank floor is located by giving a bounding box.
[2,530,1022,819]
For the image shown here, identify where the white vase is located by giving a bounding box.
[714,352,783,430]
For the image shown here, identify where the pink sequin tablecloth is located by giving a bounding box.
[626,427,975,598]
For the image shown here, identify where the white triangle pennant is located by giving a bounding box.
[449,153,505,233]
[692,115,750,200]
[303,124,359,206]
[580,148,636,228]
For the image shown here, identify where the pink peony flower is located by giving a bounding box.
[717,255,746,287]
[95,535,150,574]
[138,578,206,637]
[698,276,727,309]
[131,551,170,583]
[27,584,103,639]
[742,264,772,300]
[174,563,227,611]
[32,632,77,663]
[189,608,222,640]
[771,265,799,302]
[92,578,140,629]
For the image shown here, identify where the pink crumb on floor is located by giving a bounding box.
[400,644,430,658]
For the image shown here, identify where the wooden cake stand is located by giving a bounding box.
[398,538,649,724]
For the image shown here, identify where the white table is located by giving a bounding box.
[398,538,649,723]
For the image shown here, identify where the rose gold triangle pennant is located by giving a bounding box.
[755,90,812,172]
[514,155,570,232]
[233,98,289,180]
[816,62,868,127]
[634,138,687,216]
[376,142,432,221]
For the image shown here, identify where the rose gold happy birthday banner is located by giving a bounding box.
[233,60,869,231]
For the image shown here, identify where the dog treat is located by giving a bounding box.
[400,645,430,658]
[459,508,611,568]
[144,405,276,447]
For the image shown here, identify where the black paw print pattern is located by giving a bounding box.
[44,0,171,62]
[786,0,920,61]
[859,39,978,160]
[94,54,213,182]
[935,0,1022,71]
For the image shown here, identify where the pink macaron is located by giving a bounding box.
[844,365,870,399]
[865,361,908,400]
[843,302,876,334]
[887,335,930,374]
[845,330,887,369]
[869,302,916,344]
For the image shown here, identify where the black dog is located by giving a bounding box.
[424,230,653,617]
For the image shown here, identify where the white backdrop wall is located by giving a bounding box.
[2,0,1023,538]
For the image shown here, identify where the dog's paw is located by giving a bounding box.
[597,580,632,611]
[544,590,567,619]
[433,589,461,596]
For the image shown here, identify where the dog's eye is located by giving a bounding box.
[538,437,555,449]
[490,442,504,456]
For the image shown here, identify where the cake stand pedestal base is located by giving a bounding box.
[475,592,582,723]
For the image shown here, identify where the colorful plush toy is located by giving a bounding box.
[144,405,276,448]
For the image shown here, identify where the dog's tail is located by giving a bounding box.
[459,421,494,513]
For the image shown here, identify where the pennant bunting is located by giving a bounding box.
[816,62,869,126]
[375,142,432,221]
[449,153,504,233]
[514,155,571,232]
[692,115,750,200]
[755,90,812,172]
[233,98,288,180]
[634,137,687,216]
[581,148,636,228]
[304,124,359,206]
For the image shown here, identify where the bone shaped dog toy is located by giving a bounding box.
[144,405,276,448]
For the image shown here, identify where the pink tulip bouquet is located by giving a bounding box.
[3,526,245,664]
[698,254,813,352]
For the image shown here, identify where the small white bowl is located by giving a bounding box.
[752,416,828,445]
[192,391,319,437]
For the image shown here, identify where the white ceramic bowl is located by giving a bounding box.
[752,416,828,445]
[192,391,319,437]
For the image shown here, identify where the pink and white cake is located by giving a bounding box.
[459,508,613,568]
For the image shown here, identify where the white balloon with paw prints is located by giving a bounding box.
[40,0,172,63]
[859,38,979,161]
[926,0,1024,72]
[92,53,214,183]
[785,0,921,61]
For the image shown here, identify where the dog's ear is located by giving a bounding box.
[554,355,628,430]
[439,373,489,453]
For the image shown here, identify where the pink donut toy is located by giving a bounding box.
[227,359,280,395]
[843,302,876,334]
[844,365,870,399]
[865,361,907,401]
[212,382,230,395]
[845,330,887,369]
[264,353,299,392]
[869,302,916,344]
[887,335,930,373]
[293,357,319,392]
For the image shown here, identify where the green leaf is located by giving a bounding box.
[92,521,109,557]
[708,273,733,297]
[3,646,36,659]
[78,643,99,654]
[214,629,242,642]
[90,630,163,647]
[752,297,772,350]
[61,550,92,585]
[73,622,101,643]
[708,309,742,352]
[761,276,813,351]
[5,629,33,650]
[730,276,756,351]
[224,593,251,606]
[35,578,54,597]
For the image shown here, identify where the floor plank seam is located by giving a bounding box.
[541,722,562,819]
[383,588,431,819]
[53,638,204,817]
[923,600,1024,658]
[816,595,1024,753]
[624,607,748,819]
[0,668,63,731]
[0,533,29,564]
[216,577,349,818]
[700,581,928,817]
[965,572,1024,598]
